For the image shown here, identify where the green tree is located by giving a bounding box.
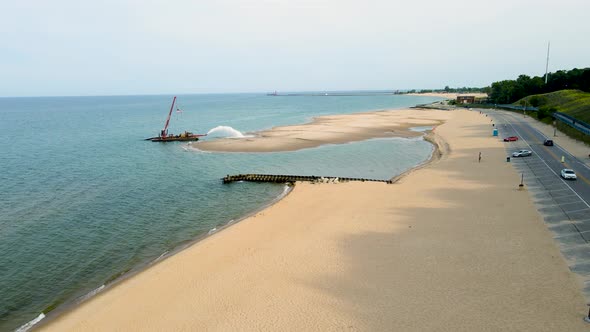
[488,67,590,104]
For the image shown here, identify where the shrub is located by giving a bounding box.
[537,106,557,120]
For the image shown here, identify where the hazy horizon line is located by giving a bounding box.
[0,88,459,99]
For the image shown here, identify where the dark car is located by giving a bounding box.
[544,139,554,146]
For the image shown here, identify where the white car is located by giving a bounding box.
[560,169,577,180]
[512,150,532,157]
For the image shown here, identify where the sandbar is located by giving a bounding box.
[191,109,451,152]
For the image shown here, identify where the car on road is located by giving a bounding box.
[503,136,519,142]
[560,169,577,180]
[512,150,532,157]
[544,139,554,146]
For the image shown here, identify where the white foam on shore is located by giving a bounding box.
[16,313,45,332]
[79,285,106,302]
[184,143,209,153]
[278,184,291,199]
[153,251,170,263]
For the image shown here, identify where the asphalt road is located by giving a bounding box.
[479,108,590,298]
[490,110,590,208]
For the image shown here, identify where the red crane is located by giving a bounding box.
[160,96,177,138]
[146,96,205,142]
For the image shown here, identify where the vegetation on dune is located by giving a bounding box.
[488,68,590,104]
[416,86,489,94]
[516,89,590,122]
[511,89,590,145]
[409,68,589,103]
[482,68,590,144]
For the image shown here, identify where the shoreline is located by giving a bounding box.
[389,131,448,184]
[31,183,294,331]
[39,108,587,331]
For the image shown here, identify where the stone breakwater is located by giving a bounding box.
[222,174,393,184]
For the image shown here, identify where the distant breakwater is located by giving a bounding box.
[268,92,400,97]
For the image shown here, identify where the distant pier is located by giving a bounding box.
[267,92,400,97]
[222,174,392,184]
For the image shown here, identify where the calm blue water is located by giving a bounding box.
[0,93,441,331]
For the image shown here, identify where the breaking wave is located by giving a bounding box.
[15,313,45,332]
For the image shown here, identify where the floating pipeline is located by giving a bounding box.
[222,174,393,184]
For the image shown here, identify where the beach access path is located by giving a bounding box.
[40,109,587,331]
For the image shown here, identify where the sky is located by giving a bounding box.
[1,0,589,97]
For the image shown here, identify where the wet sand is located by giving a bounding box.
[40,109,587,331]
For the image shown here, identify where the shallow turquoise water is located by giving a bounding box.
[0,93,441,330]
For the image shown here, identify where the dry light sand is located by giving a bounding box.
[40,109,587,331]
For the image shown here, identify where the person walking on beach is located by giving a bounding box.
[478,152,482,163]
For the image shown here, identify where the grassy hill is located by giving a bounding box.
[516,89,590,144]
[517,89,590,122]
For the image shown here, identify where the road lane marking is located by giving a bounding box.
[558,201,587,207]
[492,112,590,209]
[501,112,590,183]
[565,208,590,214]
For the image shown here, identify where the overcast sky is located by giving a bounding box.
[1,0,589,97]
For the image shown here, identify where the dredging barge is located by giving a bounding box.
[146,96,206,142]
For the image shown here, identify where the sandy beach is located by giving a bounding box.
[40,109,587,331]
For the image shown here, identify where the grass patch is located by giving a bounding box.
[556,122,590,146]
[516,89,590,123]
[515,90,590,144]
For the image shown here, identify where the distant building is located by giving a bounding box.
[456,95,475,104]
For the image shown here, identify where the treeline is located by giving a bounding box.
[489,68,590,104]
[413,86,489,94]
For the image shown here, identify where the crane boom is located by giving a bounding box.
[161,96,177,137]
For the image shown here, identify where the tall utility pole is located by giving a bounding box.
[545,41,551,84]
